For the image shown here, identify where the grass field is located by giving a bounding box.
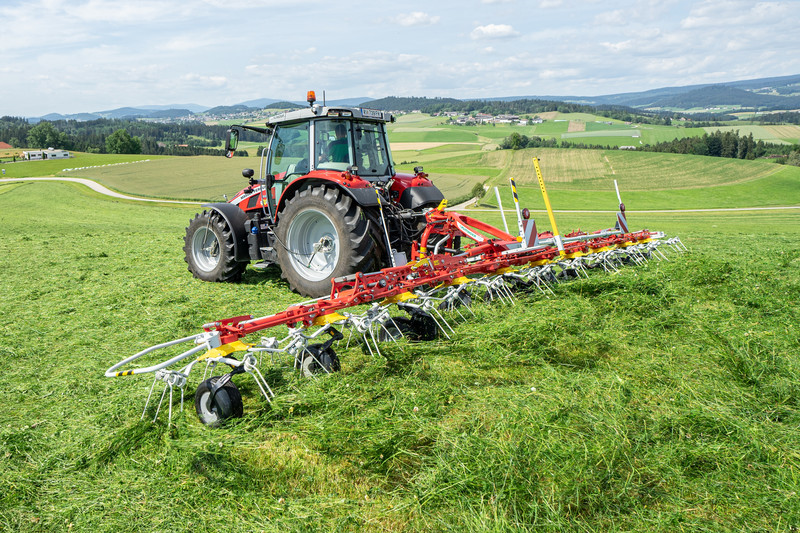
[702,124,800,145]
[1,177,798,531]
[62,156,249,202]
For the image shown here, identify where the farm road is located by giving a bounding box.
[2,176,798,213]
[0,176,200,205]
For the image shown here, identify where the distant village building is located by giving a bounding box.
[23,149,71,161]
[0,142,13,149]
[494,114,520,124]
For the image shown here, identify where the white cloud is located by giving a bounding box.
[181,74,228,87]
[680,0,794,28]
[65,0,176,23]
[470,24,519,40]
[540,68,581,80]
[163,36,211,53]
[601,40,634,53]
[393,12,440,26]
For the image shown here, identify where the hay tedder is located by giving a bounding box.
[105,94,686,426]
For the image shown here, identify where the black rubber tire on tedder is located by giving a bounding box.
[184,210,247,283]
[275,185,380,298]
[300,344,341,377]
[194,377,244,427]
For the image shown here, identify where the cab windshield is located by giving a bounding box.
[314,119,392,179]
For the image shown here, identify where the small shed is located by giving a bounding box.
[23,149,71,161]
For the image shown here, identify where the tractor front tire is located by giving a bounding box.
[276,185,379,297]
[184,210,247,283]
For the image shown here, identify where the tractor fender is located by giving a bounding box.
[203,202,251,262]
[276,177,379,221]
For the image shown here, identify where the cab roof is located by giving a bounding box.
[267,104,393,126]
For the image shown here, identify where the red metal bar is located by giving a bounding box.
[204,226,658,345]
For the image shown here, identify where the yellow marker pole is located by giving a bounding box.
[532,157,564,253]
[509,178,525,239]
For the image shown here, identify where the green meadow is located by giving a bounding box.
[1,135,799,531]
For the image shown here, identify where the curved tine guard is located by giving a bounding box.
[106,331,220,378]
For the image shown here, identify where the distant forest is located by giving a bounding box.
[500,129,800,165]
[755,112,800,124]
[362,96,688,125]
[651,85,800,111]
[0,116,265,156]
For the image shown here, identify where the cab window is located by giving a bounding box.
[268,122,309,183]
[315,120,352,171]
[353,122,391,178]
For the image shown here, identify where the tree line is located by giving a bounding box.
[755,112,800,125]
[640,130,799,165]
[499,129,800,165]
[499,133,622,151]
[641,130,768,159]
[0,116,262,156]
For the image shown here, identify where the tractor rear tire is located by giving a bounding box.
[276,185,379,297]
[184,210,247,283]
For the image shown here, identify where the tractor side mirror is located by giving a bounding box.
[225,129,239,158]
[242,168,256,186]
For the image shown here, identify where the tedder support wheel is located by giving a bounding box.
[300,344,341,377]
[194,377,244,427]
[184,210,247,283]
[276,185,379,298]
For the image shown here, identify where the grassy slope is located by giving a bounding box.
[1,178,799,531]
[63,156,249,202]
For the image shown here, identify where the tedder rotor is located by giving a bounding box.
[107,149,686,427]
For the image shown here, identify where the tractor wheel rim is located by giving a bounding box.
[192,227,220,272]
[286,209,339,282]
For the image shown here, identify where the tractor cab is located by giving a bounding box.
[268,105,392,173]
[225,92,396,220]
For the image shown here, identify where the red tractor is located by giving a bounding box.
[183,92,445,297]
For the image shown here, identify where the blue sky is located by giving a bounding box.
[1,0,798,117]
